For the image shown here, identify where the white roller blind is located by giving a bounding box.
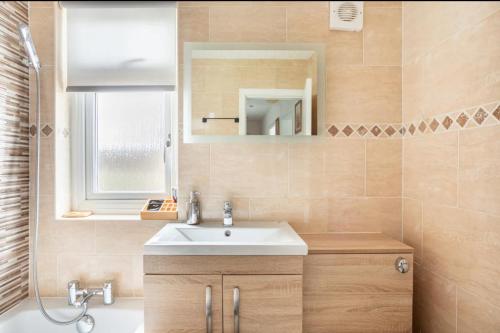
[66,5,176,90]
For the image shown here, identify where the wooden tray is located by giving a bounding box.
[140,198,178,220]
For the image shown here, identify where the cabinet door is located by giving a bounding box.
[144,275,222,333]
[303,254,413,333]
[223,275,302,333]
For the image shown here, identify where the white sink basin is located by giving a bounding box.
[144,221,308,256]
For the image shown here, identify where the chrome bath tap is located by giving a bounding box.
[67,280,114,308]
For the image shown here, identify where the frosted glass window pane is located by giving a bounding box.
[95,92,166,192]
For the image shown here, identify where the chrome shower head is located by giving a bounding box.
[17,23,40,72]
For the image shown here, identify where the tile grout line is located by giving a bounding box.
[363,139,367,196]
[420,199,424,264]
[323,142,327,199]
[207,7,211,42]
[246,196,250,221]
[284,7,288,42]
[456,130,460,209]
[455,284,458,333]
[362,6,365,66]
[401,3,404,243]
[401,196,404,243]
[401,135,404,242]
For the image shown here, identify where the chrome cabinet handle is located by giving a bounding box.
[395,257,409,273]
[233,287,240,333]
[205,286,212,333]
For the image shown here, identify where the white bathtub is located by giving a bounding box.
[0,298,144,333]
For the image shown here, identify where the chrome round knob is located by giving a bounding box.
[395,257,409,273]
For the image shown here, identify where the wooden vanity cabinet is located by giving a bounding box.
[223,275,303,333]
[143,256,303,333]
[144,274,223,333]
[144,234,413,333]
[301,234,414,333]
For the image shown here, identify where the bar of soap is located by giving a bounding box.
[62,211,93,218]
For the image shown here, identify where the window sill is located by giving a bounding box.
[56,214,176,223]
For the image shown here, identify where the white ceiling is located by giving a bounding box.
[245,98,300,120]
[246,98,272,120]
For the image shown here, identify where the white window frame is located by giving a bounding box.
[71,92,175,214]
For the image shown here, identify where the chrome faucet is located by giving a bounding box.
[223,201,233,227]
[187,191,201,225]
[67,280,114,307]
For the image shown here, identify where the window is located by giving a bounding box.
[72,91,175,213]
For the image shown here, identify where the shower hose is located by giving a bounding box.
[31,61,88,326]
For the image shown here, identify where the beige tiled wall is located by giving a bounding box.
[28,2,500,330]
[178,1,403,235]
[402,2,500,332]
[29,2,166,298]
[31,1,403,297]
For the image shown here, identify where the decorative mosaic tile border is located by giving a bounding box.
[402,101,499,137]
[29,124,54,137]
[327,123,404,138]
[327,101,500,139]
[29,124,71,139]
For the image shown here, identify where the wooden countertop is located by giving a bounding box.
[299,233,414,254]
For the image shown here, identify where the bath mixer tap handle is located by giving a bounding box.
[68,280,80,306]
[103,281,114,305]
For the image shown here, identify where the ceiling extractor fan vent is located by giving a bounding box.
[329,1,364,32]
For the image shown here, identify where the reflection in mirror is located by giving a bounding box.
[245,98,302,136]
[239,82,313,136]
[185,45,324,140]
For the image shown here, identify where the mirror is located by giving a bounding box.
[184,43,325,143]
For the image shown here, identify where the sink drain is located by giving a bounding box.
[224,230,231,237]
